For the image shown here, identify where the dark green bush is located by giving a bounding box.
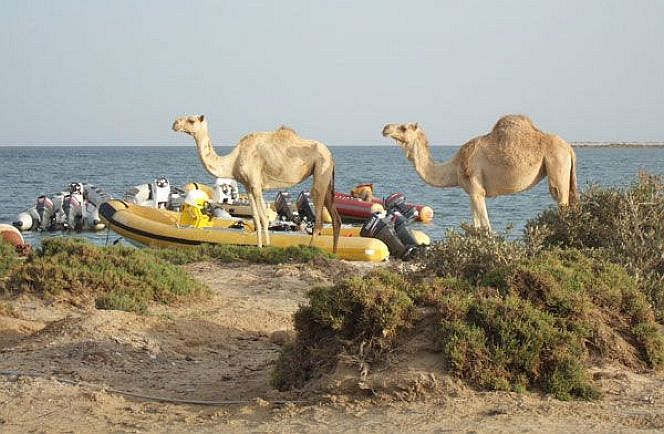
[274,247,664,400]
[5,238,207,314]
[0,239,19,279]
[437,291,597,400]
[273,269,416,390]
[420,225,528,284]
[154,244,334,265]
[526,173,664,319]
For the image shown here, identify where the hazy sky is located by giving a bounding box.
[1,0,663,146]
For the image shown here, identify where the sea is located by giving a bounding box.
[1,145,663,247]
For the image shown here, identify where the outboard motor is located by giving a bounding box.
[384,193,419,222]
[82,201,104,230]
[296,191,316,224]
[62,190,84,231]
[83,184,111,207]
[388,210,421,249]
[35,195,55,231]
[50,193,67,229]
[274,191,300,224]
[360,213,415,260]
[213,178,239,204]
[151,177,171,209]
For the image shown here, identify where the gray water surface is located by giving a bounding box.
[1,145,662,246]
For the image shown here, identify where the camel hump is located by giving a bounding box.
[275,125,298,137]
[492,115,542,135]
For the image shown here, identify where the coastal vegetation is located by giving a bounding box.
[525,172,664,321]
[274,173,664,400]
[0,238,19,278]
[153,243,334,265]
[0,238,331,314]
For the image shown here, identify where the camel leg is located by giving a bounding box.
[310,166,333,244]
[545,155,572,206]
[469,194,491,230]
[247,191,263,248]
[467,176,492,230]
[252,186,270,246]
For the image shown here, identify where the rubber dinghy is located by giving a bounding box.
[99,199,409,262]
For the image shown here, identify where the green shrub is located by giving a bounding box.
[0,239,19,279]
[154,244,334,265]
[437,291,597,400]
[420,225,528,284]
[274,248,664,400]
[5,238,207,314]
[526,173,664,319]
[273,269,416,390]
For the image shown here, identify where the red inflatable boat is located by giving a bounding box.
[334,192,434,223]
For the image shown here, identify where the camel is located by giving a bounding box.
[382,115,578,230]
[172,115,341,251]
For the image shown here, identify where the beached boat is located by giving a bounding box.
[99,199,399,262]
[125,178,278,222]
[334,192,434,223]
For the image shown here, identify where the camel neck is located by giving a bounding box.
[410,137,458,188]
[193,133,236,178]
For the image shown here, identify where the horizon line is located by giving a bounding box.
[2,141,664,148]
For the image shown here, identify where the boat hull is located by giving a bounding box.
[334,192,434,223]
[99,200,391,262]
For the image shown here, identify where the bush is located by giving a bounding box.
[154,244,334,265]
[274,247,664,400]
[0,239,19,279]
[526,173,664,320]
[272,269,416,390]
[419,225,528,284]
[437,291,597,400]
[4,238,207,314]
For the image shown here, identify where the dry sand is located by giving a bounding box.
[1,260,663,433]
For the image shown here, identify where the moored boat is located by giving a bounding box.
[99,199,393,262]
[13,183,110,232]
[334,191,434,223]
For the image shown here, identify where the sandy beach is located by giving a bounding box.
[1,260,663,433]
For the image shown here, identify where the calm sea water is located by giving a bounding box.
[1,145,663,246]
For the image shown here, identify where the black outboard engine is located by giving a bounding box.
[384,193,419,222]
[275,191,301,224]
[296,191,316,224]
[388,210,420,249]
[360,213,416,260]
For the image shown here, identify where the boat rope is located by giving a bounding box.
[0,370,308,406]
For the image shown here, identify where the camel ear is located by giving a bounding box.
[198,115,205,122]
[414,123,419,130]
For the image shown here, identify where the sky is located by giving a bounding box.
[1,0,663,146]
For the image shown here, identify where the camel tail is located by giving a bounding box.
[324,165,342,254]
[569,147,579,206]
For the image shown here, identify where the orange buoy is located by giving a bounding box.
[418,206,434,223]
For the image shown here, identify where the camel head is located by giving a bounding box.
[382,123,425,161]
[172,114,207,137]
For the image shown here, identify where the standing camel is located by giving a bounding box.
[382,115,578,230]
[172,115,341,252]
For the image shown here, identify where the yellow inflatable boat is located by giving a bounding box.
[99,200,401,262]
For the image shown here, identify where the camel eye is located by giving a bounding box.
[399,125,406,132]
[188,119,195,124]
